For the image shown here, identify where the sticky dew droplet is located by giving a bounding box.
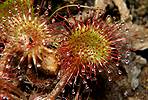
[125,29,129,33]
[64,15,67,20]
[140,39,144,43]
[52,18,55,23]
[108,76,112,81]
[36,5,40,10]
[77,4,80,9]
[48,5,51,10]
[72,89,75,94]
[118,55,122,59]
[116,63,120,66]
[92,68,95,72]
[118,70,122,75]
[28,64,32,68]
[19,77,23,81]
[83,80,87,84]
[106,15,112,24]
[7,58,11,62]
[2,96,9,100]
[107,69,111,74]
[44,10,49,16]
[98,12,103,18]
[69,81,73,85]
[37,64,41,67]
[85,84,89,90]
[6,65,10,69]
[8,10,12,14]
[99,69,103,72]
[17,66,21,69]
[126,51,131,57]
[66,52,70,56]
[124,90,128,97]
[86,76,90,79]
[62,89,65,93]
[124,59,130,65]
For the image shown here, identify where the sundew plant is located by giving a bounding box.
[0,0,131,100]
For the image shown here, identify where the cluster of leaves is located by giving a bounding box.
[0,0,131,100]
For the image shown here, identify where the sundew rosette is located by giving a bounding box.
[0,0,60,79]
[45,5,131,99]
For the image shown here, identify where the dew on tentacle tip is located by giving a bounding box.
[86,76,90,80]
[106,15,113,24]
[52,18,55,23]
[72,89,75,94]
[69,81,73,85]
[6,65,10,69]
[85,84,89,90]
[37,64,41,68]
[140,39,144,43]
[99,69,103,73]
[92,68,95,72]
[108,76,112,82]
[123,59,130,65]
[116,63,120,67]
[17,66,21,70]
[48,5,52,10]
[62,89,65,93]
[7,58,10,62]
[2,96,9,100]
[118,70,122,75]
[36,5,40,10]
[18,77,23,81]
[28,64,32,69]
[77,4,81,9]
[44,10,49,16]
[15,7,18,11]
[107,69,112,74]
[8,10,12,14]
[126,51,131,57]
[125,28,129,33]
[82,80,87,84]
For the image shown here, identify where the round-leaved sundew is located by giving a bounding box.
[0,0,60,80]
[45,5,131,99]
